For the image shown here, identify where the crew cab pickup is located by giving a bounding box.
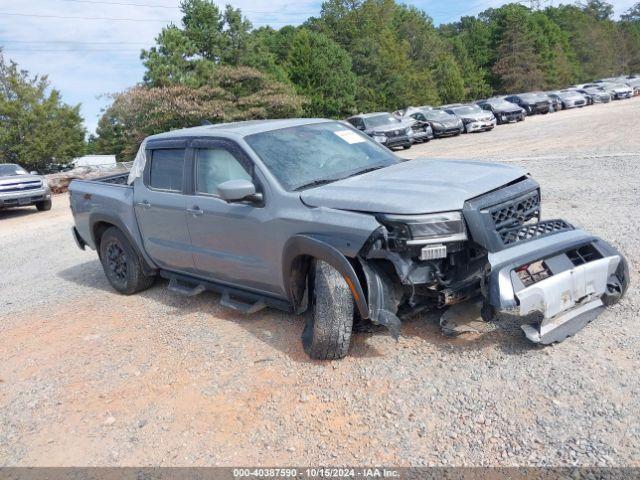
[69,119,629,359]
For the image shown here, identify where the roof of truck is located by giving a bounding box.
[146,118,331,141]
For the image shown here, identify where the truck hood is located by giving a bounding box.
[300,159,527,214]
[0,174,42,186]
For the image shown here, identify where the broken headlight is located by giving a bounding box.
[378,212,468,245]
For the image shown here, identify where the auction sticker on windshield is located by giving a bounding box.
[334,130,366,144]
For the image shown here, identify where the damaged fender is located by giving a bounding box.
[358,259,403,339]
[282,234,369,319]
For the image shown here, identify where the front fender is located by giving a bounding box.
[282,234,369,319]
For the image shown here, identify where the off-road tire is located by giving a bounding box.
[402,145,411,150]
[99,226,155,295]
[35,199,52,211]
[302,260,354,360]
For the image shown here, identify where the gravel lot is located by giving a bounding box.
[1,99,639,467]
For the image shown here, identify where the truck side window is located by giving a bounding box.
[195,148,252,196]
[149,149,185,192]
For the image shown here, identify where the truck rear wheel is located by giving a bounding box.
[99,226,155,295]
[302,260,354,360]
[36,199,52,211]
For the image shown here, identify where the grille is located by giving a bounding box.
[489,191,540,230]
[499,219,573,246]
[567,244,602,266]
[385,130,403,138]
[0,180,42,193]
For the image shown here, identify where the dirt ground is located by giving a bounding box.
[1,98,639,467]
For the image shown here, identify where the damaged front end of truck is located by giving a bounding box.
[357,176,629,344]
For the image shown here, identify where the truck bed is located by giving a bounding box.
[69,174,141,253]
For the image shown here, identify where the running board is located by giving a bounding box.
[168,277,206,297]
[220,291,266,314]
[521,299,604,345]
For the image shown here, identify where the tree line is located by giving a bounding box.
[1,0,639,169]
[92,0,640,160]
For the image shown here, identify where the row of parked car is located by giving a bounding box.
[345,75,639,150]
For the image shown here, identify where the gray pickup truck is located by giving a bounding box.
[69,119,628,359]
[0,163,52,211]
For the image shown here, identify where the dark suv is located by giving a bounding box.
[347,113,413,150]
[504,93,550,115]
[477,98,525,124]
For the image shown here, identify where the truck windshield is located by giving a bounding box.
[245,122,399,191]
[0,164,28,176]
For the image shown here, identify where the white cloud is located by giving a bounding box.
[1,0,635,134]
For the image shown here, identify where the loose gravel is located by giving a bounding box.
[0,98,638,467]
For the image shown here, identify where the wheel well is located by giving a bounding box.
[93,221,115,250]
[288,254,367,314]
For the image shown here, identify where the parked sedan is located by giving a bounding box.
[504,93,551,115]
[406,108,464,137]
[440,104,495,133]
[476,98,525,124]
[395,107,436,143]
[346,112,413,149]
[572,87,611,104]
[547,90,588,109]
[590,82,633,100]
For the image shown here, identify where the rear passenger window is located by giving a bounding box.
[149,149,185,192]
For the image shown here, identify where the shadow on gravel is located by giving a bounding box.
[58,259,113,292]
[398,311,537,356]
[58,259,536,361]
[58,260,384,362]
[0,206,40,220]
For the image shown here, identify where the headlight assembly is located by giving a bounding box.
[372,135,387,143]
[378,212,467,245]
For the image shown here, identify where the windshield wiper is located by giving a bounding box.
[293,177,342,191]
[343,166,386,179]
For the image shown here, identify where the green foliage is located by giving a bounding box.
[93,66,304,161]
[285,29,357,117]
[0,51,85,172]
[432,53,465,103]
[90,0,639,156]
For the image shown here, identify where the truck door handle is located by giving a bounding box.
[136,200,152,209]
[187,206,204,216]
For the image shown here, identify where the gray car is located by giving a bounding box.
[440,104,495,133]
[404,107,464,138]
[547,90,588,109]
[347,112,413,149]
[69,119,629,360]
[0,163,52,211]
[476,98,525,124]
[572,87,611,104]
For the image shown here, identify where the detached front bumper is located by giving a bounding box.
[485,228,628,344]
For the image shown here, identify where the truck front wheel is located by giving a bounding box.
[99,226,155,295]
[302,260,354,360]
[35,199,52,211]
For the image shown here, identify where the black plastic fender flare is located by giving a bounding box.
[88,213,157,275]
[282,234,369,319]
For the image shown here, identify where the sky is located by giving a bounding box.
[0,0,636,134]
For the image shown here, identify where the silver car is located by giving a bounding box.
[547,90,589,109]
[440,104,495,133]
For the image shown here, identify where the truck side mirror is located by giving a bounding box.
[218,179,263,204]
